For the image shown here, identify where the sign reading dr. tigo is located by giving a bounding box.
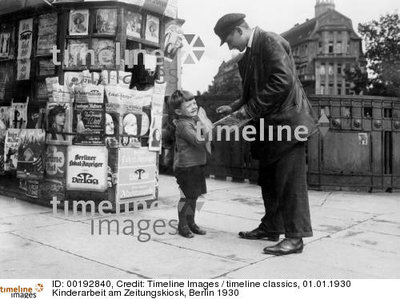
[66,146,108,191]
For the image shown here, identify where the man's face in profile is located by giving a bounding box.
[225,28,247,52]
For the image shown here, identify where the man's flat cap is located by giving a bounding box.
[214,13,246,46]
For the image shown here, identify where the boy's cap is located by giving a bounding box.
[214,13,246,46]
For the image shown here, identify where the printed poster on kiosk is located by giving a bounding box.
[116,147,157,202]
[66,146,108,191]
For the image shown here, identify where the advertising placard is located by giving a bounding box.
[117,147,156,201]
[66,146,108,191]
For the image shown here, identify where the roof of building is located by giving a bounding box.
[281,9,360,47]
[281,18,318,47]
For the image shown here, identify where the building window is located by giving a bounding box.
[364,107,372,118]
[337,64,342,74]
[329,83,334,94]
[329,63,334,75]
[324,106,330,117]
[342,107,352,118]
[384,108,393,118]
[328,41,334,54]
[336,41,342,54]
[337,83,342,95]
[346,41,350,54]
[320,63,325,75]
[345,82,351,95]
[320,84,325,94]
[318,41,323,54]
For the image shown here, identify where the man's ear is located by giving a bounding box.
[236,27,243,35]
[174,108,182,116]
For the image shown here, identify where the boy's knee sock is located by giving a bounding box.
[186,198,197,225]
[178,198,190,227]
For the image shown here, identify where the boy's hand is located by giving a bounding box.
[216,105,232,114]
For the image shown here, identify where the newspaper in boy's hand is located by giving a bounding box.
[212,111,252,132]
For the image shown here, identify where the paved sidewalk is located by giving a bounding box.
[0,175,399,278]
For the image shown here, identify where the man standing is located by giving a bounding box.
[214,13,318,255]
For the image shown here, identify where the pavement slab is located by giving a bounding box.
[11,220,247,278]
[330,228,400,255]
[221,255,375,279]
[1,174,399,279]
[0,214,67,233]
[0,233,142,279]
[292,238,400,278]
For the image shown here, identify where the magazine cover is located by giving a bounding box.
[4,128,20,172]
[91,39,115,68]
[145,15,160,44]
[37,13,58,56]
[100,70,131,87]
[46,102,72,145]
[38,12,58,36]
[72,102,105,145]
[0,129,5,174]
[0,106,10,129]
[16,129,45,179]
[0,62,14,100]
[10,102,28,129]
[38,59,56,76]
[66,39,89,67]
[36,81,48,99]
[45,145,67,179]
[45,77,59,101]
[74,84,104,103]
[148,114,162,152]
[37,34,57,56]
[17,59,31,81]
[81,70,100,85]
[17,18,33,60]
[126,10,142,39]
[0,32,11,58]
[51,83,74,102]
[69,9,89,36]
[120,96,150,148]
[164,19,184,61]
[105,85,122,148]
[94,9,117,35]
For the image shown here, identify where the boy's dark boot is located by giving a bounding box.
[187,199,206,235]
[178,198,194,238]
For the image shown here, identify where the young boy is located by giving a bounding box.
[168,90,212,238]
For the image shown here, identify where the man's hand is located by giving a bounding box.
[216,105,232,115]
[232,106,250,120]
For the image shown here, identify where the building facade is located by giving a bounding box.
[208,0,366,97]
[282,0,366,95]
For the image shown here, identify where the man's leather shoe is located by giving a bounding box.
[238,228,280,241]
[263,238,304,255]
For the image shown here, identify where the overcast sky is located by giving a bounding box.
[178,0,399,93]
